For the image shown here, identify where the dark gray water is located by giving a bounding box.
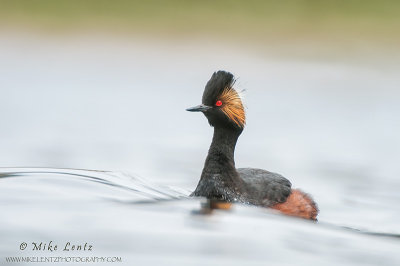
[0,33,399,265]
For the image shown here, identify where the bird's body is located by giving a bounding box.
[187,71,318,220]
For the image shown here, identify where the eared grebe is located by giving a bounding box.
[187,71,318,220]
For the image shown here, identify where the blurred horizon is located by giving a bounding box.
[1,0,400,62]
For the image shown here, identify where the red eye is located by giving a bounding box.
[215,100,222,107]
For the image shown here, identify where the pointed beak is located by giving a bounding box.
[186,104,212,112]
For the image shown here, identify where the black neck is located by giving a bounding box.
[193,126,243,199]
[208,126,240,163]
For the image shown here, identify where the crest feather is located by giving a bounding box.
[218,86,246,128]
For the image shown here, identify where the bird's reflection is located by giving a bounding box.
[194,199,233,215]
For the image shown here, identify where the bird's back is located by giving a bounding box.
[237,168,318,220]
[237,168,292,206]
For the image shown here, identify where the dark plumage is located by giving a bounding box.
[187,71,318,220]
[202,71,234,106]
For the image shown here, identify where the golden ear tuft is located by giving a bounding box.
[218,86,246,128]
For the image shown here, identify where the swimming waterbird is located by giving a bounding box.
[187,71,318,220]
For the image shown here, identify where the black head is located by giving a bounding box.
[187,71,246,130]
